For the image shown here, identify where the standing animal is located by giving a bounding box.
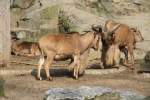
[37,26,102,81]
[104,20,144,71]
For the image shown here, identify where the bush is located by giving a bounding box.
[58,10,76,33]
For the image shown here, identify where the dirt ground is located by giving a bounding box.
[0,55,150,100]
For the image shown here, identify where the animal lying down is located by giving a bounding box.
[11,40,40,57]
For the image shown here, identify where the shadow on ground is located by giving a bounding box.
[31,68,74,80]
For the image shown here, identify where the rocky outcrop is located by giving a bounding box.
[145,51,150,62]
[10,0,150,60]
[44,86,145,100]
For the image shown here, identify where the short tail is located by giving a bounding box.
[37,43,44,56]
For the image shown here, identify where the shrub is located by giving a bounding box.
[58,10,76,33]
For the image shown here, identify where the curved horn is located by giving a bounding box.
[107,23,121,34]
[103,23,121,40]
[91,24,102,33]
[91,24,98,32]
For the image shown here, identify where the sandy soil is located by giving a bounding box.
[0,56,150,100]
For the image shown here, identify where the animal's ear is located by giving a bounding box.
[91,24,98,32]
[130,27,137,32]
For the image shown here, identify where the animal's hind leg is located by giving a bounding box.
[122,47,129,66]
[37,56,45,80]
[44,51,55,81]
[128,45,135,72]
[44,56,54,81]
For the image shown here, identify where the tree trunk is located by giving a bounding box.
[0,0,10,67]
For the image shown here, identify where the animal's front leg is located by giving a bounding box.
[68,58,75,72]
[78,49,90,75]
[101,45,107,68]
[73,55,80,79]
[68,62,76,72]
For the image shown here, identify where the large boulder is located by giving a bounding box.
[44,86,145,100]
[145,51,150,62]
[0,77,4,97]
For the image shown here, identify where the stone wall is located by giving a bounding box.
[0,0,10,67]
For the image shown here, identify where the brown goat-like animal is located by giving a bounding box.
[104,20,144,71]
[11,40,40,57]
[37,27,102,81]
[11,32,40,57]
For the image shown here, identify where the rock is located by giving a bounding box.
[138,51,150,72]
[44,86,145,100]
[133,0,142,5]
[143,96,150,100]
[89,92,121,100]
[17,31,26,39]
[144,51,150,62]
[0,77,5,97]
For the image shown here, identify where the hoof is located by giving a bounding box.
[100,66,104,69]
[128,67,136,73]
[133,68,138,74]
[46,77,53,81]
[74,75,79,80]
[36,76,42,80]
[130,67,135,72]
[79,71,85,77]
[100,63,104,69]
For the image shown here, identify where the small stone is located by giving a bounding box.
[133,0,142,5]
[144,51,150,62]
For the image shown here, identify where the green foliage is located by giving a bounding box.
[41,5,59,19]
[58,10,76,33]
